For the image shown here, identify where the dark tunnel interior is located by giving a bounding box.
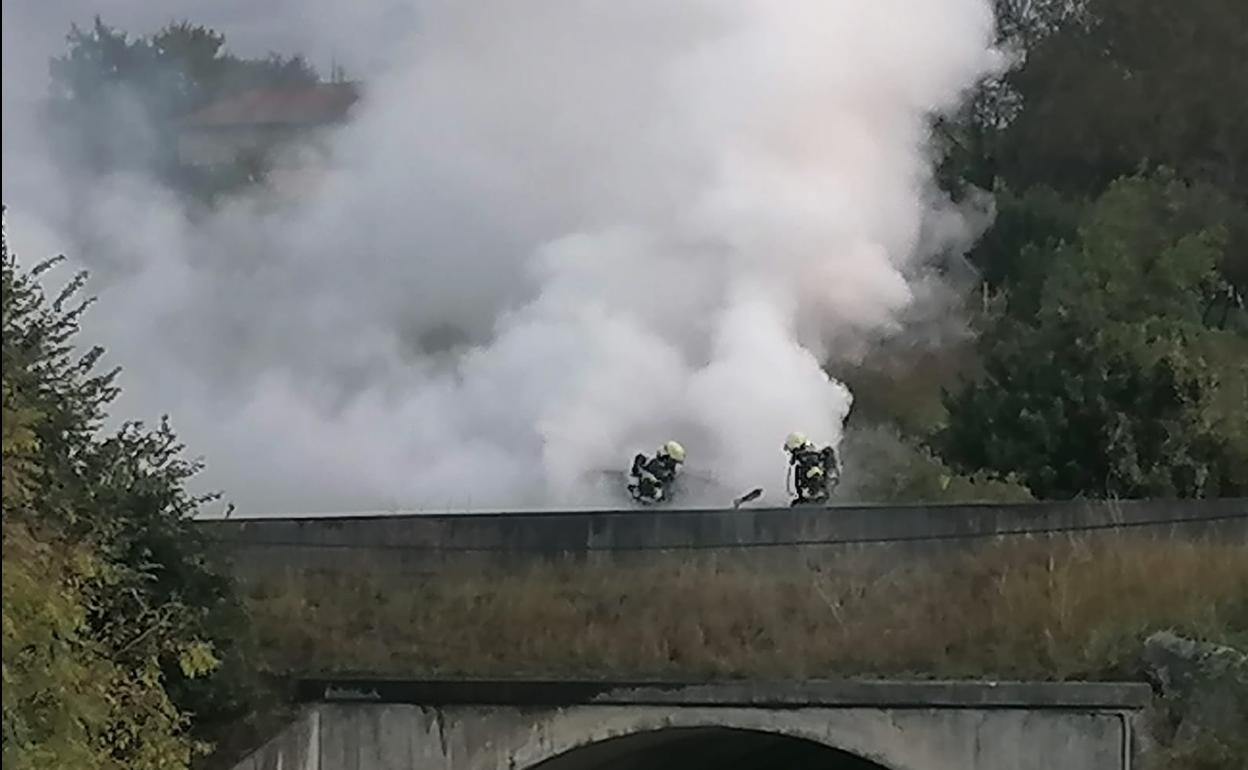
[527,727,890,770]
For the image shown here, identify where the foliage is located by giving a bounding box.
[965,184,1082,294]
[937,176,1248,498]
[865,0,1247,497]
[47,17,317,179]
[993,0,1248,200]
[840,426,1032,504]
[1152,734,1248,770]
[1,219,253,768]
[2,522,198,770]
[954,0,1248,296]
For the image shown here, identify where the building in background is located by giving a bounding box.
[178,81,360,196]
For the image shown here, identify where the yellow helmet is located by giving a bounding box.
[785,432,808,452]
[660,440,686,463]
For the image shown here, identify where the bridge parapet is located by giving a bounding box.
[199,498,1247,574]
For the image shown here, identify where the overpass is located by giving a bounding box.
[209,501,1241,768]
[227,679,1151,770]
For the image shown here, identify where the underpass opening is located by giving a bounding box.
[526,727,892,770]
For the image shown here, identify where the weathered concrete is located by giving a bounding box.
[228,679,1150,770]
[199,498,1247,573]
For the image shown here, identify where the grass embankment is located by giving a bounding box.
[243,534,1247,680]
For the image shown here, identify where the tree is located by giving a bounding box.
[1,216,253,767]
[993,0,1248,200]
[965,184,1083,295]
[936,0,1248,298]
[47,17,317,179]
[2,523,199,770]
[840,426,1033,504]
[937,176,1248,499]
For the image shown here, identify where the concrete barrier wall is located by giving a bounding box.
[198,498,1246,574]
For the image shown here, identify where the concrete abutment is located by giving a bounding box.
[227,680,1150,770]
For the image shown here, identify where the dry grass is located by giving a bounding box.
[242,534,1247,681]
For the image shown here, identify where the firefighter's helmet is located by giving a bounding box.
[660,440,686,463]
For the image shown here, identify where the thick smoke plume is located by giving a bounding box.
[2,1,1001,513]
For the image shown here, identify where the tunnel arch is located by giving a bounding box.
[524,726,893,770]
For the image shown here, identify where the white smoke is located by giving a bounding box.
[2,0,1002,513]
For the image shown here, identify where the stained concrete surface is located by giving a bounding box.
[200,498,1247,573]
[228,680,1147,770]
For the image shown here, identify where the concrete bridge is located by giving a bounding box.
[200,498,1247,573]
[228,679,1150,770]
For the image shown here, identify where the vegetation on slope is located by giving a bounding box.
[241,533,1247,766]
[1,228,257,769]
[244,535,1246,681]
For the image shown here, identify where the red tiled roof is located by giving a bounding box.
[182,82,361,129]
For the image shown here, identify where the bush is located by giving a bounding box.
[1,217,254,768]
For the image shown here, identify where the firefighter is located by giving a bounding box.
[629,440,686,504]
[784,432,840,506]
